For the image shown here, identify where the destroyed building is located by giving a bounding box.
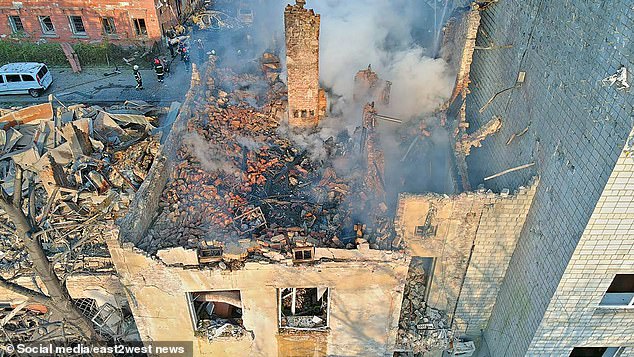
[389,1,634,356]
[0,0,633,356]
[284,0,326,127]
[109,52,410,354]
[353,65,392,107]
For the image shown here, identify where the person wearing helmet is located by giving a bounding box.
[154,58,164,83]
[182,48,191,72]
[133,65,143,90]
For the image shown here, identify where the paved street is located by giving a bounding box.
[0,56,192,108]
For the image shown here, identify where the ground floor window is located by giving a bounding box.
[9,16,24,33]
[101,17,116,35]
[186,291,247,341]
[278,287,329,330]
[132,18,147,36]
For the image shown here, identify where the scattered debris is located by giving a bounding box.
[456,116,502,157]
[141,55,398,266]
[0,100,160,276]
[484,162,535,181]
[602,66,629,91]
[396,259,452,353]
[506,124,529,145]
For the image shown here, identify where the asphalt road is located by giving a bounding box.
[0,58,191,108]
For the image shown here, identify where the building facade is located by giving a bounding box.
[0,0,199,44]
[436,0,634,355]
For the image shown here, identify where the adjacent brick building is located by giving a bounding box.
[0,0,198,45]
[436,0,634,355]
[284,0,324,128]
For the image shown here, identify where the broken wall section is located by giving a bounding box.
[441,3,482,108]
[118,60,213,247]
[394,178,538,341]
[107,236,410,357]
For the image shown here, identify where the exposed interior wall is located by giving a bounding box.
[453,180,537,337]
[394,181,537,333]
[441,3,481,108]
[460,0,633,355]
[107,238,410,357]
[118,61,205,247]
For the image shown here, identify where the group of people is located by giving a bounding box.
[132,57,168,91]
[133,36,214,91]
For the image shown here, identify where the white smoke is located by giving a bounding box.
[182,132,240,174]
[312,0,454,123]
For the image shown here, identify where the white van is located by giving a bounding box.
[0,62,53,98]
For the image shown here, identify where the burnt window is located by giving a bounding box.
[293,110,299,118]
[186,291,246,340]
[301,110,307,118]
[101,17,116,35]
[69,16,86,34]
[21,74,35,82]
[292,246,314,262]
[197,246,222,264]
[38,16,55,34]
[133,18,147,36]
[569,347,625,357]
[599,274,634,308]
[9,16,24,33]
[309,110,315,116]
[279,287,329,330]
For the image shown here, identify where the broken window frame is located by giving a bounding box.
[8,15,24,33]
[186,291,244,333]
[598,274,634,309]
[277,287,330,331]
[68,15,86,35]
[38,16,55,35]
[101,17,116,35]
[132,18,148,36]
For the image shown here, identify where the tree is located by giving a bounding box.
[0,177,98,342]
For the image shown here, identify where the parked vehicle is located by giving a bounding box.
[0,62,53,98]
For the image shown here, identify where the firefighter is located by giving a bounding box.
[182,48,191,72]
[154,58,164,82]
[133,65,143,90]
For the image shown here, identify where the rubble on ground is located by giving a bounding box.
[0,100,162,277]
[396,259,453,353]
[139,53,398,265]
[196,319,248,341]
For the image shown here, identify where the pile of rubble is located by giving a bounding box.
[196,319,248,341]
[137,51,398,261]
[0,100,161,276]
[0,302,49,342]
[397,259,453,353]
[144,101,357,255]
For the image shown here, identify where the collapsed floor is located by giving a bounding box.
[139,53,399,263]
[0,100,162,343]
